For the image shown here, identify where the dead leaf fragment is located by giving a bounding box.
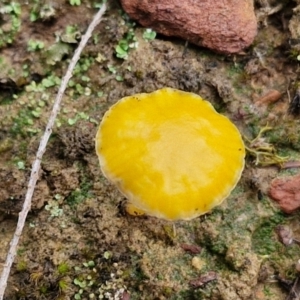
[180,243,202,254]
[286,276,300,300]
[276,225,293,246]
[189,271,217,288]
[282,161,300,169]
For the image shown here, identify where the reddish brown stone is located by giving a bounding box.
[255,90,282,106]
[180,243,202,254]
[269,174,300,213]
[120,0,257,54]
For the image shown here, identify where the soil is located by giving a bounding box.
[1,0,300,299]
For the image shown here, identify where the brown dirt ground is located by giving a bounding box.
[1,0,300,299]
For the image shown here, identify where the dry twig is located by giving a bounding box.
[0,4,107,299]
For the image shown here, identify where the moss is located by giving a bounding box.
[39,285,48,294]
[227,63,244,78]
[66,173,93,207]
[173,283,215,300]
[0,138,13,153]
[265,120,300,151]
[198,198,260,256]
[10,108,36,137]
[0,2,21,49]
[16,260,27,272]
[58,262,70,275]
[252,212,286,255]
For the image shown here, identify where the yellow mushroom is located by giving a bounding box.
[95,88,245,221]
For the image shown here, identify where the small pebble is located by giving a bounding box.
[191,257,204,270]
[269,174,300,213]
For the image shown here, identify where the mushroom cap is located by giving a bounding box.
[95,88,245,221]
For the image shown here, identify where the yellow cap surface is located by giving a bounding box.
[95,88,245,220]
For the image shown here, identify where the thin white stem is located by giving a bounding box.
[0,4,107,299]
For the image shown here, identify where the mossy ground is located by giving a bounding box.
[1,1,300,299]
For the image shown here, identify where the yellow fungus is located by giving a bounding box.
[124,202,145,217]
[95,88,245,221]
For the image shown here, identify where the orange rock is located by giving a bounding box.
[269,174,300,213]
[120,0,257,54]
